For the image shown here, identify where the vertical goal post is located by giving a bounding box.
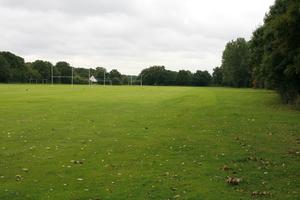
[28,78,49,84]
[48,66,143,86]
[88,68,112,86]
[51,65,74,86]
[127,74,143,86]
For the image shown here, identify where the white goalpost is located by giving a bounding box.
[29,79,38,84]
[88,68,112,86]
[51,66,74,86]
[49,67,142,87]
[128,74,143,86]
[28,79,48,84]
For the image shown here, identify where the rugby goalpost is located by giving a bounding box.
[29,79,48,84]
[128,74,143,86]
[49,66,143,86]
[88,68,112,86]
[51,65,74,86]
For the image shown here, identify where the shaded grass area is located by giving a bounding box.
[0,85,299,199]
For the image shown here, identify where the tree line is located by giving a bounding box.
[0,0,299,103]
[0,51,212,86]
[212,0,299,104]
[0,52,129,85]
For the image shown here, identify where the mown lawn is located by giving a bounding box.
[0,85,299,200]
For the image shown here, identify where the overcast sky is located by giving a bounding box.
[0,0,274,75]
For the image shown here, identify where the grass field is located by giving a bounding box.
[0,85,299,200]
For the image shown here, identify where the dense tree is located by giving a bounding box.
[140,66,168,85]
[0,55,10,82]
[192,70,212,86]
[55,61,72,75]
[212,67,223,86]
[109,69,122,85]
[0,52,213,86]
[25,63,41,81]
[0,51,28,82]
[73,75,87,84]
[221,38,251,87]
[0,52,24,69]
[74,68,89,78]
[94,67,107,79]
[55,61,72,83]
[176,70,193,86]
[164,70,178,85]
[258,0,300,103]
[31,60,53,81]
[73,68,89,84]
[248,27,266,88]
[216,0,299,104]
[121,75,129,85]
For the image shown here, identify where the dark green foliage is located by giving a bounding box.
[0,51,28,82]
[0,52,212,87]
[249,27,266,88]
[139,66,179,86]
[212,67,223,86]
[109,69,122,85]
[216,0,299,103]
[0,0,299,104]
[139,66,168,85]
[0,51,24,69]
[55,61,72,83]
[25,63,41,81]
[70,67,89,84]
[73,75,88,84]
[121,75,129,84]
[74,68,89,81]
[95,67,107,79]
[263,0,300,103]
[0,55,10,82]
[250,0,300,103]
[176,70,193,86]
[192,70,212,86]
[55,61,71,75]
[31,60,53,81]
[164,70,178,85]
[221,38,251,87]
[140,67,212,86]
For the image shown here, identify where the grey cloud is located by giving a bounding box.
[0,0,139,15]
[0,0,274,74]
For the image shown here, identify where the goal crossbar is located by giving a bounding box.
[52,76,73,78]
